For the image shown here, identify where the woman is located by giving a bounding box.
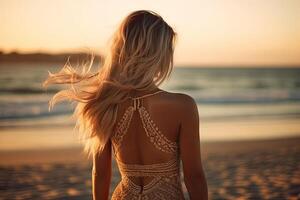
[44,10,208,200]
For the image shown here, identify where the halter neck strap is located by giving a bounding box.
[129,90,164,100]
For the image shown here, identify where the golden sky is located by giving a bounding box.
[0,0,299,66]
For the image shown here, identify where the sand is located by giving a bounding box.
[0,137,300,200]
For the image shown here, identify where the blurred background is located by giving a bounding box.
[0,0,299,199]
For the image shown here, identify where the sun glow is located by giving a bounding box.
[1,0,299,66]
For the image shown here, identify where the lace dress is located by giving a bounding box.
[110,90,185,200]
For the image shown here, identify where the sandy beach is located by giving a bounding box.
[1,136,299,200]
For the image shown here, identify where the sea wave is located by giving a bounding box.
[1,109,300,129]
[1,65,300,124]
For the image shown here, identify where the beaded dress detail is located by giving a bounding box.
[111,90,185,200]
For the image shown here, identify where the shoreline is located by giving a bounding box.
[1,136,299,165]
[1,116,300,152]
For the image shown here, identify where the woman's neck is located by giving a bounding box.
[129,86,161,98]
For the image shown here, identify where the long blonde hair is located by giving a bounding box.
[43,10,177,158]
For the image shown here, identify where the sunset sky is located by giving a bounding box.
[1,0,299,66]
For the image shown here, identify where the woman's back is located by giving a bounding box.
[111,89,186,199]
[44,10,208,200]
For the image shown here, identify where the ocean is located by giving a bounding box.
[1,62,300,144]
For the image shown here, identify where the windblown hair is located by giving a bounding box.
[43,10,177,158]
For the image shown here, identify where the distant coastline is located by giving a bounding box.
[1,51,299,68]
[0,51,102,64]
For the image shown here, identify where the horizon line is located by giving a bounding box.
[0,49,299,68]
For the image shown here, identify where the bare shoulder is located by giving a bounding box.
[160,90,198,115]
